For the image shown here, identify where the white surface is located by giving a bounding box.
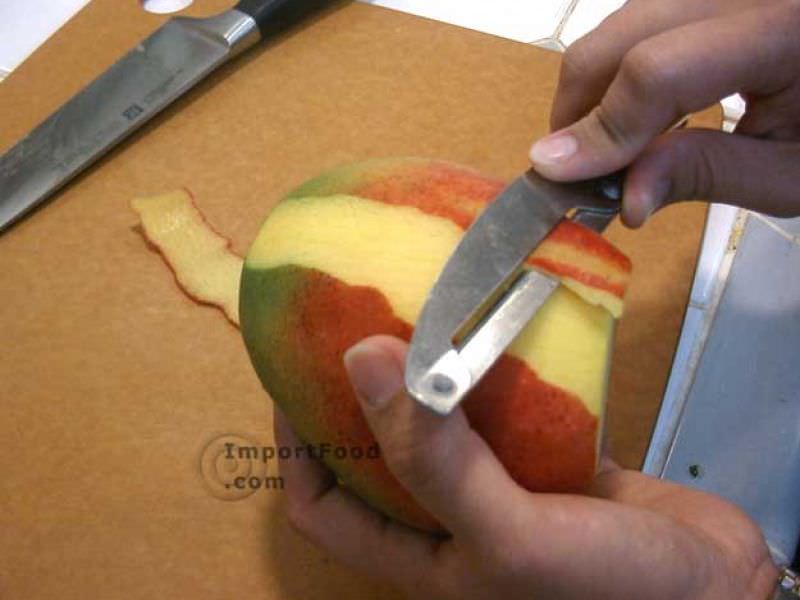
[363,0,572,43]
[559,0,626,45]
[142,0,193,14]
[0,0,90,73]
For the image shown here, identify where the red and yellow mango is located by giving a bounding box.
[239,158,632,532]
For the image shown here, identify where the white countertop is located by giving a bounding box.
[0,0,91,77]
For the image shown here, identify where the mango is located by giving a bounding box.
[239,158,631,532]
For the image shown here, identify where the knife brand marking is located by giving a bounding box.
[122,104,145,121]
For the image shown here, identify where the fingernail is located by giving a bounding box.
[343,340,403,410]
[530,131,579,166]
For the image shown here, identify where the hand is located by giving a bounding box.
[529,0,800,227]
[274,335,777,600]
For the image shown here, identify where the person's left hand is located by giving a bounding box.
[273,335,777,600]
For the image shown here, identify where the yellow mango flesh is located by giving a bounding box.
[132,190,242,325]
[246,193,613,418]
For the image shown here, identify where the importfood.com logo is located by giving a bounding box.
[199,434,281,501]
[199,433,380,501]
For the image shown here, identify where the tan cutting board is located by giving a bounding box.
[0,1,719,598]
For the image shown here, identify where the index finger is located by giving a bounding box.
[551,0,715,130]
[532,3,800,181]
[551,0,786,130]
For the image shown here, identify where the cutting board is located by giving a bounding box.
[0,1,719,598]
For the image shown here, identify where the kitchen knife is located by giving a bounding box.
[405,169,623,415]
[0,0,334,233]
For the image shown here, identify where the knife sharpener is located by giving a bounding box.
[645,209,800,567]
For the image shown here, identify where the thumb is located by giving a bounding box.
[530,106,641,181]
[343,335,525,541]
[621,129,800,227]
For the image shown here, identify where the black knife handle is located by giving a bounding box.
[235,0,333,40]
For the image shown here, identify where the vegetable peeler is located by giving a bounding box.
[405,168,623,414]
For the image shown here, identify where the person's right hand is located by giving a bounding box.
[529,0,800,227]
[276,336,779,600]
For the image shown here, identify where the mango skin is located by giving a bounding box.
[240,158,630,532]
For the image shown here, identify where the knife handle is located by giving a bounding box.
[234,0,334,40]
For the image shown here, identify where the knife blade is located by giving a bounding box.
[405,169,622,415]
[0,0,333,233]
